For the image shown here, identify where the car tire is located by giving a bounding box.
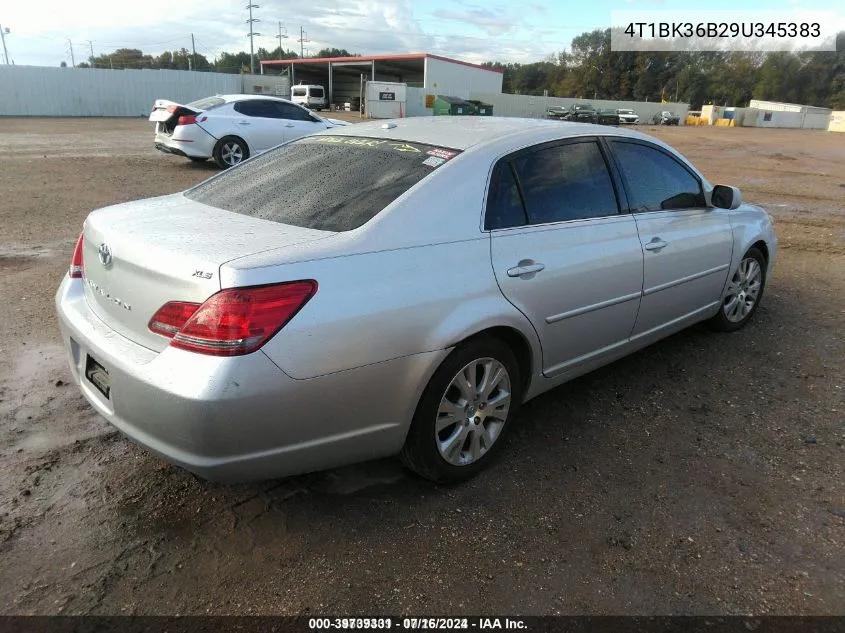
[708,247,767,332]
[188,156,207,163]
[400,336,523,483]
[213,136,249,169]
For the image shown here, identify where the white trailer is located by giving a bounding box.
[365,81,407,119]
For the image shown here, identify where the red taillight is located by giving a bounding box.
[69,232,84,279]
[177,115,197,126]
[148,301,200,337]
[148,281,317,356]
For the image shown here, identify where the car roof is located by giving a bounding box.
[217,94,297,103]
[316,116,652,151]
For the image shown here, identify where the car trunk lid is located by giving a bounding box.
[81,193,333,352]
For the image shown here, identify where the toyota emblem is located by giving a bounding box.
[98,243,113,268]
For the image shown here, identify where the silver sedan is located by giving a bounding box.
[55,117,777,483]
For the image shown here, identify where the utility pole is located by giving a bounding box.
[298,26,309,58]
[0,25,10,66]
[276,21,287,57]
[67,38,75,67]
[87,40,94,68]
[191,33,196,71]
[246,3,260,74]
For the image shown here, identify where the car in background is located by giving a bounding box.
[556,104,619,126]
[651,110,681,125]
[561,103,599,123]
[150,94,348,168]
[546,105,569,120]
[56,117,776,484]
[617,108,639,125]
[290,84,327,111]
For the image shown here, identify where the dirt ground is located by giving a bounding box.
[0,118,843,616]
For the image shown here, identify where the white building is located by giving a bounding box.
[259,53,503,110]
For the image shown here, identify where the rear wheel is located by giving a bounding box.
[213,136,249,169]
[709,247,767,332]
[401,336,522,483]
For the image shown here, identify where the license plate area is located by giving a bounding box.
[85,355,111,399]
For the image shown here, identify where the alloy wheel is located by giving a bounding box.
[435,358,512,466]
[723,256,762,322]
[221,142,244,166]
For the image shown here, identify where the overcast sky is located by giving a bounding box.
[1,0,842,67]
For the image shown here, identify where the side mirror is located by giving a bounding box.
[711,184,742,210]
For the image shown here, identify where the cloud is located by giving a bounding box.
[3,0,553,67]
[431,6,520,37]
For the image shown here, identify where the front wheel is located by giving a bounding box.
[709,247,767,332]
[213,136,249,169]
[401,336,522,483]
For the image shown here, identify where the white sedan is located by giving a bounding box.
[150,94,349,168]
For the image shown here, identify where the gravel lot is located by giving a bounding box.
[0,118,843,615]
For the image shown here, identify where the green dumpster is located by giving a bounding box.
[468,100,493,116]
[433,95,474,116]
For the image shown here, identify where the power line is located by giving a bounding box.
[0,24,10,65]
[298,26,309,58]
[246,3,260,73]
[66,38,75,67]
[276,21,288,52]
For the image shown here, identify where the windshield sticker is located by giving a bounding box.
[387,142,421,153]
[422,156,445,168]
[314,136,387,147]
[426,148,457,160]
[312,137,428,153]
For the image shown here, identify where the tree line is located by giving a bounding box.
[64,29,844,109]
[69,47,357,75]
[482,29,845,109]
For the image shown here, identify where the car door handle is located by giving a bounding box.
[644,238,668,252]
[284,123,295,127]
[507,262,545,277]
[237,121,250,126]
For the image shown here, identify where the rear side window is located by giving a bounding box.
[512,141,619,224]
[485,163,527,230]
[185,136,462,232]
[610,141,705,211]
[292,87,306,96]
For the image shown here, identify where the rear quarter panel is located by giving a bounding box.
[219,148,542,381]
[229,239,541,380]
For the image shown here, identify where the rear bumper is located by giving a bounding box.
[55,275,443,482]
[153,130,214,159]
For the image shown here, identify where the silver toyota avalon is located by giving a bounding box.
[55,117,777,483]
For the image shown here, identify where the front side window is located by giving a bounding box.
[610,141,705,211]
[185,136,462,232]
[511,141,619,225]
[273,101,314,122]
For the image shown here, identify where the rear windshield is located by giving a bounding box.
[185,135,462,232]
[310,88,324,98]
[186,96,225,110]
